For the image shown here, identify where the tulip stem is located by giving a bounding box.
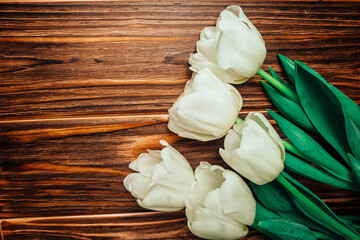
[276,173,360,240]
[281,140,307,159]
[257,68,300,103]
[235,117,244,124]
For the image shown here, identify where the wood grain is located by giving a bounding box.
[1,1,360,239]
[0,1,359,120]
[1,115,359,239]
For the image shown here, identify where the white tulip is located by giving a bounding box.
[185,162,256,240]
[168,68,242,141]
[220,112,285,185]
[123,140,195,211]
[189,5,266,84]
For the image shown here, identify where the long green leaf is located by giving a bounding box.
[295,61,354,163]
[285,153,360,191]
[330,87,360,160]
[279,172,360,240]
[345,113,360,160]
[261,80,316,131]
[268,109,353,182]
[254,201,281,221]
[278,54,295,85]
[341,215,360,232]
[250,181,294,212]
[348,153,360,184]
[259,218,317,240]
[251,220,281,240]
[250,181,334,235]
[278,56,360,161]
[269,66,295,91]
[292,60,360,126]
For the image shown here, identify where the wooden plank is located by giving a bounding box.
[0,1,359,120]
[1,115,359,238]
[1,115,359,218]
[0,212,193,240]
[1,1,360,239]
[0,212,271,240]
[0,115,215,218]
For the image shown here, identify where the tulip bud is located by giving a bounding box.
[220,112,285,185]
[185,162,256,240]
[168,68,242,141]
[123,140,195,211]
[189,5,266,84]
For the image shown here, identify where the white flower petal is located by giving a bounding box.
[123,173,151,200]
[124,141,195,212]
[246,112,286,161]
[216,25,266,83]
[129,150,162,177]
[189,205,248,240]
[189,5,266,84]
[160,140,194,176]
[185,162,225,221]
[219,170,256,225]
[168,68,242,141]
[230,127,284,185]
[222,127,243,153]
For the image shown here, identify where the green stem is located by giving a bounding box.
[257,68,300,103]
[282,139,307,159]
[235,117,244,124]
[276,174,360,240]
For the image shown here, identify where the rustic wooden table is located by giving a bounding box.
[0,1,359,239]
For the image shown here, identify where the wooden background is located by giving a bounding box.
[0,0,359,239]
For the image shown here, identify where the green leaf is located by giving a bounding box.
[261,81,316,131]
[341,215,360,232]
[250,181,294,212]
[269,66,295,91]
[348,153,360,184]
[284,153,360,191]
[254,201,280,221]
[278,54,296,85]
[345,113,360,160]
[294,61,353,163]
[268,109,353,183]
[251,220,281,240]
[294,61,360,160]
[279,172,360,240]
[250,180,334,235]
[259,219,317,240]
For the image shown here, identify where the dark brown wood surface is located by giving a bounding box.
[0,1,359,239]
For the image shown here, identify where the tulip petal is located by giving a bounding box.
[222,127,243,153]
[246,112,285,161]
[140,182,186,211]
[160,140,194,176]
[124,141,195,212]
[216,9,266,83]
[129,150,162,177]
[185,162,225,221]
[229,125,284,185]
[123,173,151,200]
[190,205,248,240]
[220,170,256,225]
[168,68,242,141]
[196,27,218,62]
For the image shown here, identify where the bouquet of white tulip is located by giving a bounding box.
[124,5,360,240]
